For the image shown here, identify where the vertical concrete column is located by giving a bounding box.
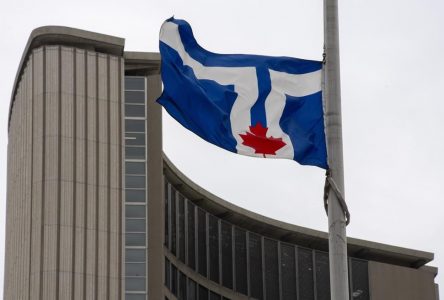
[4,45,123,300]
[146,74,164,299]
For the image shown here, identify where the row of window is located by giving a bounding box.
[165,258,231,300]
[164,181,370,300]
[125,76,147,299]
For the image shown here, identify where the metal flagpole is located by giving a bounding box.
[323,0,350,299]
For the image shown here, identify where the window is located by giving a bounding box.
[234,228,247,295]
[124,76,147,298]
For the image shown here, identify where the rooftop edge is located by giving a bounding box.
[9,25,126,130]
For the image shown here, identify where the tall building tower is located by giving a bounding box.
[5,26,440,300]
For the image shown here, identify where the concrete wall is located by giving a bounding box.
[369,261,437,300]
[4,45,123,300]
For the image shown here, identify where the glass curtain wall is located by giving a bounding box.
[124,76,147,300]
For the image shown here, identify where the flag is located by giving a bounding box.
[157,17,328,169]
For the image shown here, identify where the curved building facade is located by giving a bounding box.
[4,27,439,300]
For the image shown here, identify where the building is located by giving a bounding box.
[4,26,439,300]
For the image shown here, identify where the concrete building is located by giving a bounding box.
[4,26,439,300]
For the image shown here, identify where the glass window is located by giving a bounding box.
[126,219,146,233]
[126,263,146,277]
[198,285,208,300]
[281,243,296,300]
[298,247,315,300]
[171,265,177,296]
[125,77,145,91]
[197,208,207,277]
[125,233,146,246]
[178,271,187,300]
[208,215,219,283]
[171,190,176,255]
[125,91,145,104]
[125,133,145,146]
[187,201,196,270]
[165,258,171,289]
[125,205,146,218]
[125,104,145,117]
[187,278,197,300]
[125,294,146,300]
[315,251,330,300]
[125,176,146,189]
[125,277,146,291]
[234,228,247,295]
[125,162,145,175]
[264,238,279,300]
[165,182,170,248]
[210,291,221,300]
[249,233,263,299]
[125,119,145,132]
[350,258,369,300]
[125,190,146,202]
[221,221,233,289]
[126,249,146,263]
[125,147,145,160]
[178,195,185,262]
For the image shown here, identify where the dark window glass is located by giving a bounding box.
[171,189,176,255]
[221,222,233,289]
[210,291,221,300]
[125,133,145,146]
[222,297,231,300]
[178,271,187,300]
[126,205,145,218]
[125,119,145,132]
[125,77,145,91]
[165,258,171,289]
[249,233,263,299]
[125,233,146,246]
[165,182,170,248]
[315,251,330,300]
[298,247,315,300]
[171,265,177,296]
[264,238,279,300]
[125,90,145,104]
[187,278,197,300]
[197,208,207,277]
[125,175,146,189]
[125,104,145,117]
[209,215,219,283]
[126,263,146,277]
[125,294,146,300]
[125,162,145,175]
[187,201,196,270]
[125,146,145,159]
[126,219,146,233]
[178,195,186,262]
[125,189,146,203]
[281,243,296,300]
[198,285,208,300]
[126,249,146,263]
[350,258,369,300]
[234,228,247,295]
[125,277,146,291]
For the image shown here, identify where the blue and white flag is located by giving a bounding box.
[157,17,328,169]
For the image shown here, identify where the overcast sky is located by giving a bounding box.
[1,0,443,296]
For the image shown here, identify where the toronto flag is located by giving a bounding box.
[157,17,328,169]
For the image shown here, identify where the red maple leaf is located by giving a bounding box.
[239,123,286,157]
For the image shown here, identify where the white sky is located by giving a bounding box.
[1,0,443,296]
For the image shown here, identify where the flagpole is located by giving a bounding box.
[323,0,350,299]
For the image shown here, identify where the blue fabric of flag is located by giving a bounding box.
[157,17,328,169]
